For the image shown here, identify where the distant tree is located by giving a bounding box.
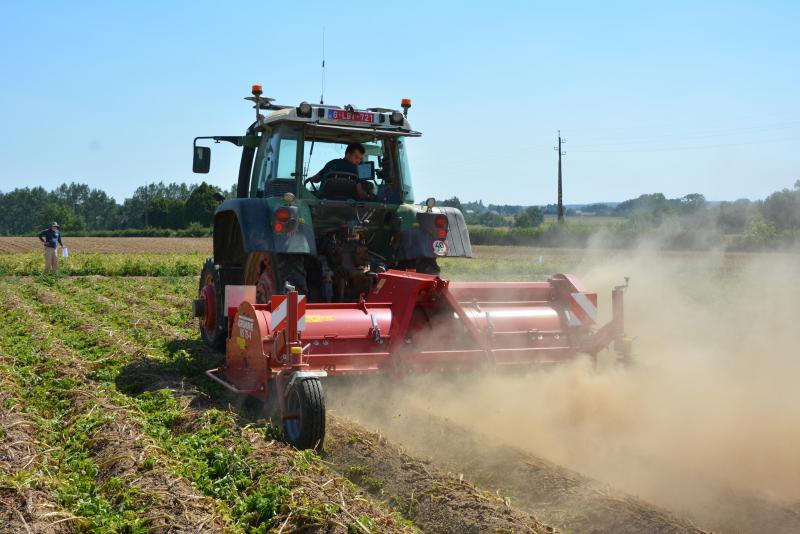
[38,201,86,232]
[478,211,509,227]
[147,197,185,228]
[581,203,614,216]
[514,206,545,228]
[761,182,800,230]
[676,193,706,214]
[614,193,671,222]
[0,187,52,235]
[488,204,525,217]
[716,199,757,234]
[440,196,463,211]
[184,182,222,226]
[462,200,487,214]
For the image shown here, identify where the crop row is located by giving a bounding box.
[0,252,206,277]
[0,276,412,532]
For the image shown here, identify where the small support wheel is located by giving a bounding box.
[282,378,326,450]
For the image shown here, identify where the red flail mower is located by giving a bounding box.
[206,270,631,449]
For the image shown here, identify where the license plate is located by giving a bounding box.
[327,109,374,123]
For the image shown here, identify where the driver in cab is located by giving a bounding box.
[309,143,373,200]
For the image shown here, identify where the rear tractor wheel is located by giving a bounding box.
[196,257,227,351]
[244,252,308,304]
[282,377,326,450]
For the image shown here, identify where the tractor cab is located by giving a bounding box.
[191,85,472,349]
[251,104,418,206]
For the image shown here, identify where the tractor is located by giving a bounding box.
[192,86,631,449]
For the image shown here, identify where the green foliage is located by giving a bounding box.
[439,196,463,211]
[0,252,204,276]
[716,199,758,234]
[579,203,615,216]
[185,182,222,226]
[514,206,544,228]
[475,210,510,227]
[761,181,800,230]
[0,181,221,235]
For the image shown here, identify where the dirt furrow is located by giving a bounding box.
[325,417,552,533]
[328,384,707,534]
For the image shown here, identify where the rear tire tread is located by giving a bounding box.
[285,378,326,450]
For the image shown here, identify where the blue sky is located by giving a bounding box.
[1,1,798,205]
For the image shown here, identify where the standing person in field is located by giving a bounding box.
[38,222,64,275]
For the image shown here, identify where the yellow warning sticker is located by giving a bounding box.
[306,314,336,323]
[236,336,247,350]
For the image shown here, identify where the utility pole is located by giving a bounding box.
[554,131,566,223]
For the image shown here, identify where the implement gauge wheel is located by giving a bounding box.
[283,378,326,450]
[198,258,226,351]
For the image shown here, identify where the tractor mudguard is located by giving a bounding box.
[397,207,473,260]
[213,199,317,260]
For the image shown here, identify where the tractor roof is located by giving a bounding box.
[246,97,421,138]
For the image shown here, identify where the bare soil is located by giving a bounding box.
[326,381,707,534]
[324,416,551,533]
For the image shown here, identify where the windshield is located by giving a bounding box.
[302,135,410,204]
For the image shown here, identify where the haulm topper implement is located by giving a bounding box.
[192,86,631,449]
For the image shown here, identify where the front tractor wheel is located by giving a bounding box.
[282,378,326,450]
[198,258,226,351]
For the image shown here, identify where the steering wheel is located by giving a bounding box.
[303,176,319,192]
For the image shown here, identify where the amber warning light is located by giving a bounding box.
[252,84,263,96]
[401,98,412,117]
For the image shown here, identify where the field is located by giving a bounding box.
[1,238,798,533]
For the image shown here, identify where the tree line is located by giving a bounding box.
[0,182,233,235]
[438,180,800,237]
[1,180,798,245]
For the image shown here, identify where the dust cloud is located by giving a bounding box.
[330,245,800,532]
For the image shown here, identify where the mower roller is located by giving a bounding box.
[207,269,631,450]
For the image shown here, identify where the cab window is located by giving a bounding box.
[275,136,298,179]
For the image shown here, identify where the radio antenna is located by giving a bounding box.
[320,27,326,105]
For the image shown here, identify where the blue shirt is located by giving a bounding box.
[38,228,63,248]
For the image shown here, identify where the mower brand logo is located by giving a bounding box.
[237,315,254,340]
[432,239,448,256]
[306,314,336,323]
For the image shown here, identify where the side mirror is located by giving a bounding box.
[193,146,211,173]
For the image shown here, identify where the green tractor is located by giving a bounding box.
[192,85,472,350]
